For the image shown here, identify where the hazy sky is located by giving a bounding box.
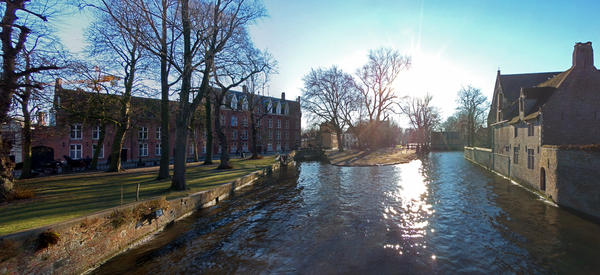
[59,0,600,124]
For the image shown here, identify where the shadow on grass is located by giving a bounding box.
[0,156,277,235]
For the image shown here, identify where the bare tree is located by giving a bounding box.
[211,32,275,168]
[93,0,180,179]
[13,38,62,178]
[398,93,441,151]
[84,5,148,172]
[1,1,62,200]
[243,71,272,159]
[301,66,356,152]
[456,85,488,147]
[170,0,267,189]
[355,47,411,123]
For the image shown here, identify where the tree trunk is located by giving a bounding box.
[170,0,192,191]
[90,122,107,170]
[203,96,214,165]
[215,108,230,169]
[19,92,33,179]
[192,127,199,162]
[156,7,170,179]
[250,112,260,158]
[107,123,127,172]
[336,128,344,152]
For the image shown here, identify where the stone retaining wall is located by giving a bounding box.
[465,147,600,222]
[0,160,284,275]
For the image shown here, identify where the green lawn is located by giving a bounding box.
[0,157,276,236]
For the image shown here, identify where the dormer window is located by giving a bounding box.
[267,101,272,113]
[231,95,238,110]
[276,103,281,115]
[242,98,248,111]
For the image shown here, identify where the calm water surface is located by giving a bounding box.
[92,152,600,274]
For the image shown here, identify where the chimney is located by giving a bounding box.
[38,112,46,126]
[242,85,247,93]
[297,96,300,102]
[281,92,285,101]
[573,42,594,69]
[55,78,62,92]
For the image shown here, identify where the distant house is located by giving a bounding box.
[319,122,338,150]
[301,133,317,148]
[34,80,301,164]
[342,129,358,149]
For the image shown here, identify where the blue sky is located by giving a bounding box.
[59,0,600,124]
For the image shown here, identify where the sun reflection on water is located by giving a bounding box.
[382,160,434,257]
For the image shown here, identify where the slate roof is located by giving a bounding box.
[499,72,561,101]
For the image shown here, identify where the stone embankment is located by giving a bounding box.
[0,159,287,275]
[465,146,600,223]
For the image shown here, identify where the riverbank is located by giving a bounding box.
[0,156,284,275]
[327,148,417,166]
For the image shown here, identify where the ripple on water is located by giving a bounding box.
[93,153,600,275]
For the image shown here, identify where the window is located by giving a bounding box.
[92,125,100,140]
[514,126,518,138]
[268,119,273,128]
[268,131,273,140]
[139,143,148,157]
[231,99,237,109]
[242,130,248,140]
[138,126,148,140]
[156,127,162,140]
[513,147,519,164]
[242,99,248,111]
[221,115,226,125]
[231,116,237,126]
[202,142,206,154]
[232,130,237,139]
[527,149,534,170]
[257,120,261,128]
[257,132,262,140]
[190,143,194,154]
[295,121,299,130]
[285,142,289,150]
[528,124,534,136]
[276,119,281,129]
[276,141,281,151]
[70,144,82,159]
[284,106,289,115]
[242,117,248,127]
[70,124,82,140]
[92,144,104,158]
[295,132,299,140]
[242,142,248,151]
[230,142,237,153]
[276,103,281,114]
[276,131,281,140]
[284,131,289,140]
[156,143,162,156]
[267,142,273,151]
[285,120,289,129]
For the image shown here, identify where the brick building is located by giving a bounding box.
[33,81,301,165]
[487,42,600,199]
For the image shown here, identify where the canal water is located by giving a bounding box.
[92,152,600,274]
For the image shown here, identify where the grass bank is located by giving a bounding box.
[0,156,276,236]
[327,147,417,166]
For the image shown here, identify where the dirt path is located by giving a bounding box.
[327,148,417,166]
